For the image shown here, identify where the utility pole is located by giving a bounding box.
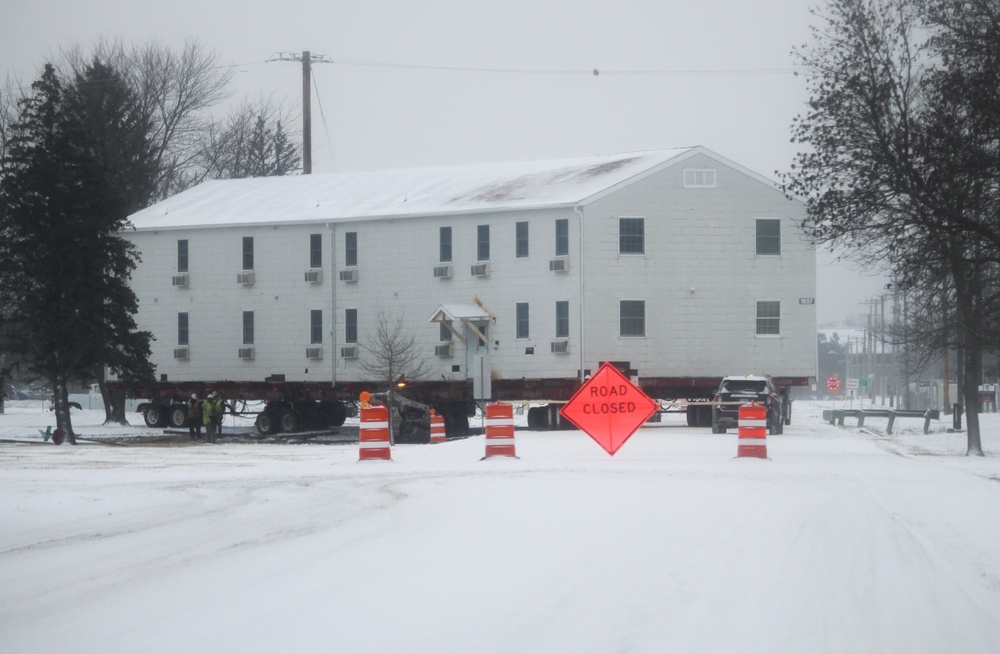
[269,51,333,174]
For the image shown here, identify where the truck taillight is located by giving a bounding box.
[713,394,721,404]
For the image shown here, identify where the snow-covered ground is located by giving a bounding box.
[2,400,999,654]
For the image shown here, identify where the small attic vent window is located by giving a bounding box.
[683,168,716,188]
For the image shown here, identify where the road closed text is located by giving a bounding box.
[581,384,638,414]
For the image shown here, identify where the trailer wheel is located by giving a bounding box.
[169,405,188,428]
[256,411,279,435]
[144,404,168,428]
[279,410,301,433]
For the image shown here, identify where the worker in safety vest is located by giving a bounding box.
[187,394,203,440]
[210,392,225,442]
[203,391,216,442]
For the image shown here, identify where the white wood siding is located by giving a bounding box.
[124,154,815,386]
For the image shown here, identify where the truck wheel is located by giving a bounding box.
[144,404,168,428]
[279,410,301,433]
[169,405,188,428]
[256,411,279,435]
[327,401,348,427]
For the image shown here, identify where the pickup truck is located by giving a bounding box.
[711,375,784,434]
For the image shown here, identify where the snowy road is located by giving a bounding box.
[2,402,999,653]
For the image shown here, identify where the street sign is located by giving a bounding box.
[859,379,868,388]
[827,377,840,392]
[559,361,659,456]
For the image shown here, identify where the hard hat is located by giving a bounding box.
[191,394,197,400]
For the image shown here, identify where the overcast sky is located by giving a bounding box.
[2,0,889,325]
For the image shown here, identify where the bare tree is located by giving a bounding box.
[195,95,301,180]
[359,308,429,388]
[784,0,1000,455]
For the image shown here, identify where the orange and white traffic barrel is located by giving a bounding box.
[737,401,768,458]
[359,405,391,461]
[483,403,517,459]
[430,412,446,444]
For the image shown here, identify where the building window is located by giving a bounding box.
[756,301,781,336]
[177,239,189,273]
[345,308,358,344]
[440,322,452,342]
[555,219,569,256]
[178,312,189,345]
[619,218,645,255]
[345,232,358,267]
[242,311,254,345]
[516,222,529,258]
[310,309,323,344]
[516,302,529,339]
[439,226,452,263]
[310,233,322,268]
[242,237,254,271]
[683,168,717,188]
[477,225,490,261]
[555,301,569,338]
[756,218,781,256]
[620,300,645,337]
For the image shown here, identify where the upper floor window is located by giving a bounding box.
[683,168,717,188]
[345,308,358,344]
[242,311,255,345]
[619,300,646,337]
[177,239,189,273]
[345,232,358,267]
[555,301,569,338]
[756,301,781,336]
[515,222,529,258]
[516,302,529,339]
[310,309,323,344]
[310,234,322,268]
[178,312,189,345]
[242,237,254,270]
[439,226,452,263]
[555,219,569,256]
[477,225,490,261]
[440,322,452,342]
[756,218,781,256]
[619,218,645,255]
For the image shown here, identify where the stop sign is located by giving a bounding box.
[559,362,659,456]
[827,377,840,391]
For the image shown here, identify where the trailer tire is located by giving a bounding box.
[279,410,301,433]
[256,411,279,435]
[527,406,547,429]
[169,405,188,428]
[144,404,168,428]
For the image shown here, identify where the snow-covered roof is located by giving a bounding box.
[428,304,493,323]
[127,147,701,231]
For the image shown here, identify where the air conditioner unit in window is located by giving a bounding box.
[172,274,190,288]
[306,346,323,359]
[551,340,570,354]
[173,347,189,360]
[304,270,323,283]
[549,258,569,272]
[435,343,452,357]
[470,263,490,277]
[433,265,452,278]
[238,347,255,360]
[339,269,359,283]
[340,345,358,359]
[237,272,255,285]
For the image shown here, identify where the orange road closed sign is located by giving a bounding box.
[559,361,659,456]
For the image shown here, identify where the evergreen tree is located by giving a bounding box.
[0,64,152,440]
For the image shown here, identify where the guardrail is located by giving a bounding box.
[822,408,940,434]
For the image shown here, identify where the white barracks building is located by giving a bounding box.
[123,147,816,431]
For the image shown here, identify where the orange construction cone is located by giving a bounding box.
[430,413,446,444]
[737,401,768,458]
[483,403,517,459]
[359,405,392,461]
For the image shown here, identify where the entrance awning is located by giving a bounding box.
[428,303,494,346]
